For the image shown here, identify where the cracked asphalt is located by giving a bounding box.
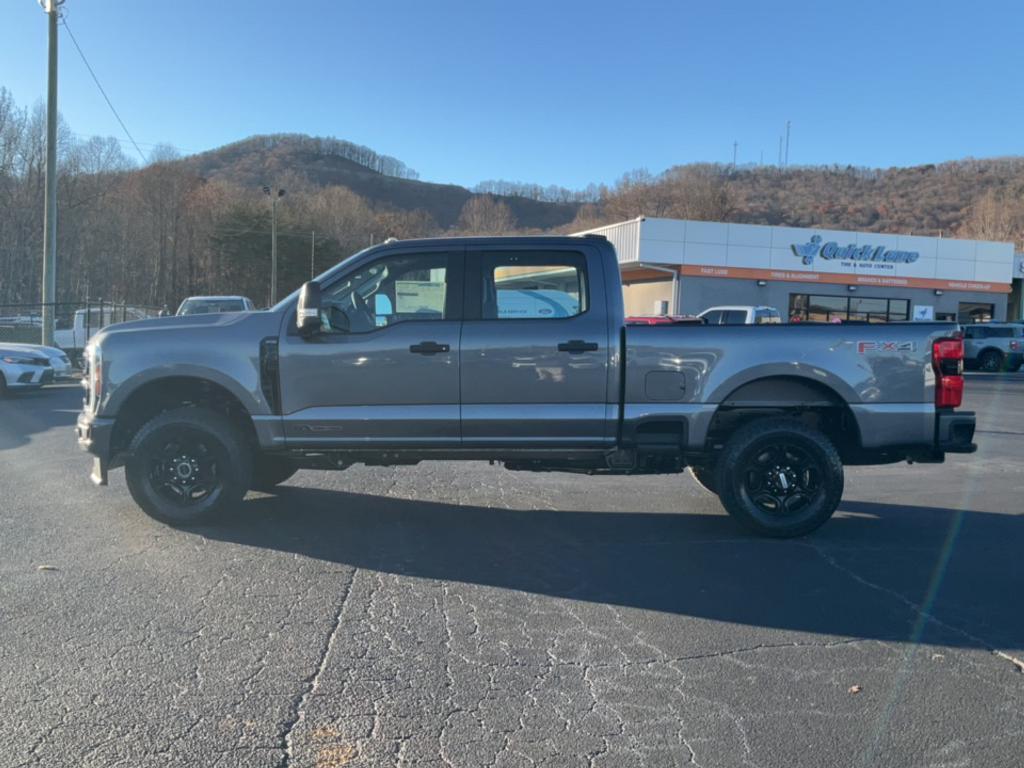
[2,374,1022,768]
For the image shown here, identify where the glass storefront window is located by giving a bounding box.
[808,295,848,322]
[789,293,912,323]
[958,302,994,323]
[888,299,910,321]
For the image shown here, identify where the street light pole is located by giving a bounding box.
[263,186,285,304]
[270,195,278,304]
[40,0,64,345]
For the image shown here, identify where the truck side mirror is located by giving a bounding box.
[296,281,322,337]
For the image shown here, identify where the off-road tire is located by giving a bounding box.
[714,418,844,538]
[978,349,1004,373]
[125,406,252,526]
[687,464,718,495]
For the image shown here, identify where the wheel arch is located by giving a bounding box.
[703,375,863,458]
[110,376,258,462]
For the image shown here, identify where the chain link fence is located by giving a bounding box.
[0,300,164,365]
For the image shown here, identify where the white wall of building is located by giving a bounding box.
[581,217,1015,289]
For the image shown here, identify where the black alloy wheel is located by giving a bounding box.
[714,418,844,538]
[125,406,251,525]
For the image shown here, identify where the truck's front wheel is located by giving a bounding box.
[714,418,843,538]
[125,407,252,526]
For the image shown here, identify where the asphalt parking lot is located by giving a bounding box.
[1,375,1022,768]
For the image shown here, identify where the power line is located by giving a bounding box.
[60,18,147,164]
[69,132,194,154]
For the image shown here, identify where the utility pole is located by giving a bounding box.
[263,186,285,304]
[40,0,64,345]
[732,141,738,168]
[310,231,315,279]
[784,120,791,167]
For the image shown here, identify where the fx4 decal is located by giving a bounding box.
[857,340,917,354]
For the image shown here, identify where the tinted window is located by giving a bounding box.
[322,252,453,333]
[723,310,747,324]
[701,310,722,324]
[481,252,587,320]
[986,327,1014,338]
[179,299,245,315]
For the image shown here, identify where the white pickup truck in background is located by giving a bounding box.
[56,306,155,364]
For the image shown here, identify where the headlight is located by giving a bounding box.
[2,355,47,366]
[86,344,103,411]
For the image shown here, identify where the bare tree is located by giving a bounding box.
[456,195,517,234]
[958,189,1024,247]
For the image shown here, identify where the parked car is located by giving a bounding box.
[0,346,53,396]
[77,235,975,538]
[1,343,73,379]
[962,323,1023,372]
[626,315,705,325]
[176,296,256,316]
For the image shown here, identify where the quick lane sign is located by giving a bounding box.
[792,235,920,267]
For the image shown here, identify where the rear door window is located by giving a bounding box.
[478,252,588,320]
[723,310,747,324]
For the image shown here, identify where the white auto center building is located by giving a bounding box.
[579,217,1021,323]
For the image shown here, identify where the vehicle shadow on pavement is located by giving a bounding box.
[0,386,78,452]
[202,488,1023,650]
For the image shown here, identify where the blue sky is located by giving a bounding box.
[2,0,1021,189]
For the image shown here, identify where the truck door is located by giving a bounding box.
[278,247,464,446]
[460,246,614,447]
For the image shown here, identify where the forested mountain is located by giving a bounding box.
[2,83,1023,311]
[569,160,1024,240]
[184,135,580,230]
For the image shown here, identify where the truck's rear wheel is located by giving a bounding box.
[687,464,717,495]
[251,455,299,492]
[125,406,252,526]
[714,418,843,538]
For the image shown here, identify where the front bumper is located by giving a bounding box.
[1,363,50,389]
[936,409,977,454]
[76,410,115,485]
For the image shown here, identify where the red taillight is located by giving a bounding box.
[932,338,964,408]
[1011,340,1021,352]
[936,375,964,408]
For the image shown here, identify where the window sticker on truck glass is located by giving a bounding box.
[394,281,446,314]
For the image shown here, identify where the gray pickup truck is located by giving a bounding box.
[77,235,976,537]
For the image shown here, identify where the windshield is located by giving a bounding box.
[177,299,246,315]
